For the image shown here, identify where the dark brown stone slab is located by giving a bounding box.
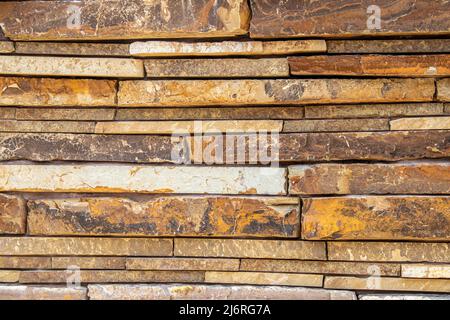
[327,39,450,54]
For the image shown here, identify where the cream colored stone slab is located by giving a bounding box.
[391,117,450,130]
[402,264,450,279]
[0,56,144,78]
[0,120,95,133]
[95,120,282,134]
[0,42,14,53]
[205,272,323,287]
[126,258,240,271]
[359,294,450,300]
[0,285,87,300]
[0,271,19,283]
[0,165,286,195]
[130,40,326,57]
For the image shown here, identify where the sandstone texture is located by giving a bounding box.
[328,39,450,54]
[0,271,19,283]
[15,108,115,121]
[0,108,15,119]
[0,257,51,269]
[51,257,126,270]
[0,120,95,133]
[438,79,450,101]
[0,285,87,300]
[402,264,450,279]
[0,194,26,235]
[126,258,240,271]
[0,42,14,53]
[391,117,450,130]
[15,42,129,56]
[283,119,389,132]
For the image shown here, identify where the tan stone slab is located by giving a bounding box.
[289,162,450,195]
[20,270,204,284]
[15,42,129,56]
[302,196,450,241]
[116,106,304,120]
[0,56,144,78]
[0,285,87,300]
[328,242,450,263]
[95,120,283,134]
[0,0,250,40]
[250,0,450,38]
[283,119,389,133]
[304,103,444,119]
[205,272,323,287]
[402,264,450,279]
[327,39,450,54]
[51,257,126,270]
[289,55,450,77]
[325,276,450,293]
[0,165,286,195]
[0,120,95,133]
[438,79,450,102]
[0,194,26,235]
[130,40,325,57]
[359,294,450,300]
[391,117,450,130]
[0,257,51,269]
[0,237,172,257]
[127,258,240,271]
[0,108,15,119]
[240,260,400,277]
[0,42,14,53]
[15,108,115,121]
[88,284,356,300]
[118,79,434,107]
[174,239,326,260]
[145,58,289,78]
[0,77,116,107]
[0,271,19,283]
[445,104,450,113]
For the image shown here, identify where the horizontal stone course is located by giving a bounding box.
[0,120,95,133]
[51,257,126,270]
[0,285,87,300]
[327,39,450,53]
[15,108,115,121]
[283,119,389,132]
[0,257,51,269]
[15,42,129,56]
[126,258,240,271]
[402,264,450,279]
[391,117,450,130]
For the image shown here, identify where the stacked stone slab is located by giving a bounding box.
[0,0,448,300]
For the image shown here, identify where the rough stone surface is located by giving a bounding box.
[0,56,144,78]
[116,106,304,120]
[289,162,450,195]
[359,294,450,300]
[27,197,299,238]
[328,39,450,54]
[145,58,289,77]
[283,119,389,132]
[402,264,450,279]
[174,239,326,260]
[438,79,450,101]
[0,0,250,40]
[391,117,450,130]
[0,120,95,133]
[0,257,51,269]
[0,77,116,106]
[250,0,450,38]
[15,108,115,121]
[0,194,26,235]
[205,272,323,287]
[0,108,15,119]
[304,103,444,118]
[0,285,87,300]
[302,196,450,241]
[126,258,240,271]
[52,257,126,270]
[0,237,173,257]
[20,270,204,284]
[325,276,450,293]
[0,133,186,163]
[118,79,434,107]
[328,242,450,263]
[289,55,450,77]
[0,42,14,53]
[240,260,400,276]
[15,42,129,56]
[0,271,19,283]
[130,40,326,56]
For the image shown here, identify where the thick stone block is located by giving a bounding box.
[0,271,19,283]
[289,162,450,195]
[0,285,87,300]
[402,264,450,279]
[283,119,389,132]
[118,79,434,107]
[302,196,450,241]
[51,257,126,270]
[0,257,51,269]
[328,39,450,54]
[0,77,116,106]
[27,197,299,238]
[126,258,240,271]
[0,0,250,40]
[205,272,323,287]
[0,120,95,133]
[174,239,326,260]
[438,79,450,101]
[0,194,26,235]
[0,237,173,257]
[145,58,289,77]
[15,108,115,121]
[391,117,450,130]
[328,242,450,263]
[249,0,450,38]
[15,42,129,56]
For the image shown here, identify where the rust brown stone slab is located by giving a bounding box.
[289,162,450,195]
[0,285,87,300]
[328,242,450,263]
[20,270,204,284]
[15,108,115,121]
[240,259,400,276]
[249,0,450,38]
[0,42,14,53]
[0,237,173,257]
[15,42,129,56]
[302,196,450,241]
[283,119,389,132]
[0,0,250,41]
[0,194,26,235]
[327,39,450,54]
[51,257,126,270]
[0,120,95,133]
[0,257,51,269]
[27,197,299,238]
[126,258,240,271]
[0,77,116,107]
[289,55,450,77]
[438,79,450,102]
[118,79,434,107]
